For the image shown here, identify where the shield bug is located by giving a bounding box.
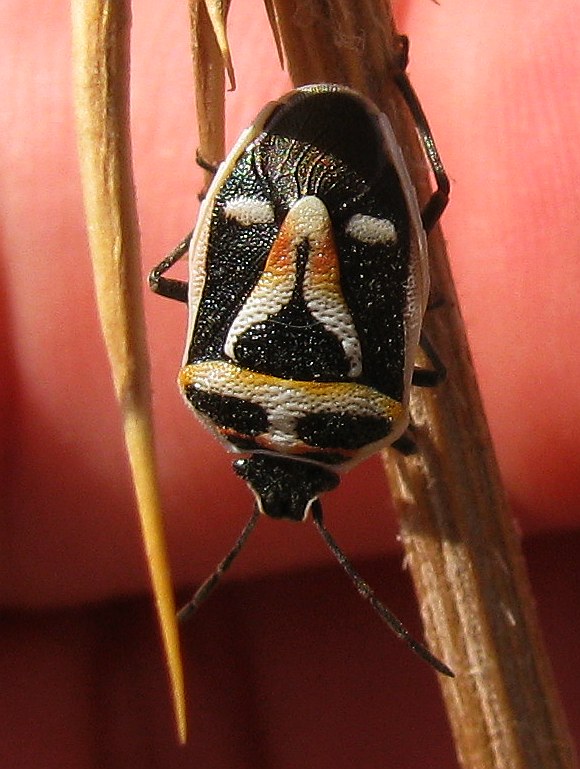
[150,62,451,675]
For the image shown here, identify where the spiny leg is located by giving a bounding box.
[311,501,454,677]
[177,506,261,623]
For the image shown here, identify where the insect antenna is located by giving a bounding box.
[177,506,261,623]
[311,501,454,677]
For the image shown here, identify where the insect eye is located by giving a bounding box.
[344,214,398,246]
[222,197,275,226]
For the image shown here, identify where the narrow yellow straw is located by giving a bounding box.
[71,0,186,743]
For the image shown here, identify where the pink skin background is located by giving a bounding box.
[1,1,579,767]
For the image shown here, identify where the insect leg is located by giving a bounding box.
[150,149,220,299]
[391,430,418,455]
[412,331,446,388]
[393,333,446,454]
[394,45,450,233]
[148,232,192,304]
[196,149,220,202]
[196,149,219,175]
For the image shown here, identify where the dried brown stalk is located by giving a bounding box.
[188,0,230,193]
[71,0,186,743]
[260,2,577,768]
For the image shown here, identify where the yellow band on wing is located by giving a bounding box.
[179,360,403,422]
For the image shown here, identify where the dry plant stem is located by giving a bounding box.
[390,241,578,769]
[267,1,578,768]
[189,0,229,191]
[273,0,400,100]
[71,0,186,743]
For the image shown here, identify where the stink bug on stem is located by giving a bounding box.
[150,47,452,676]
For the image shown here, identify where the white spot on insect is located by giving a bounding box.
[285,196,327,243]
[345,214,397,245]
[223,197,275,226]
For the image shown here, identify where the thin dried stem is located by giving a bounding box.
[71,0,186,744]
[189,0,230,193]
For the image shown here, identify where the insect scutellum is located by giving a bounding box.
[150,44,452,677]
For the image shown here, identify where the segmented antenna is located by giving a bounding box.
[311,501,454,677]
[178,499,454,679]
[177,506,261,622]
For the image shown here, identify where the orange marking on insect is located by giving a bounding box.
[263,223,295,275]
